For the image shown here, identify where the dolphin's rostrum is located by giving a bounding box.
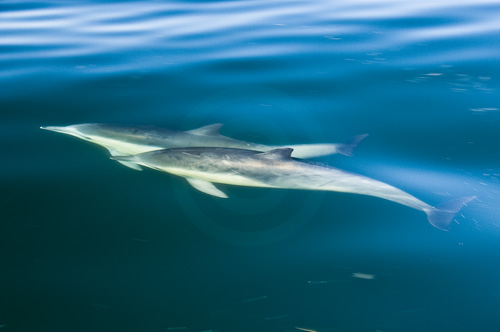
[112,147,475,231]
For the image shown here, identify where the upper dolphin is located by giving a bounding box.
[41,123,366,170]
[113,147,474,231]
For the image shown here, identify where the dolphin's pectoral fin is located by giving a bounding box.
[186,178,228,198]
[116,160,143,171]
[186,123,223,136]
[108,149,143,171]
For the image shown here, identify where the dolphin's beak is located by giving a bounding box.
[40,126,69,133]
[40,125,89,140]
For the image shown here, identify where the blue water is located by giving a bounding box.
[2,0,500,331]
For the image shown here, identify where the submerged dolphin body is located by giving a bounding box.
[113,147,474,230]
[41,123,366,170]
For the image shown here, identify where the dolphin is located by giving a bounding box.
[112,147,475,230]
[40,123,366,171]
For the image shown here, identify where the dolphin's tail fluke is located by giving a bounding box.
[424,196,476,230]
[336,134,369,157]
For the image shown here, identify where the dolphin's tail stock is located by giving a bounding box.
[280,134,368,159]
[424,196,476,230]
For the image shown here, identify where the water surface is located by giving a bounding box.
[1,1,500,331]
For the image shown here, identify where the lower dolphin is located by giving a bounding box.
[112,147,475,231]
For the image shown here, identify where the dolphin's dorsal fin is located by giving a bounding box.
[186,178,228,198]
[258,148,294,160]
[186,123,223,136]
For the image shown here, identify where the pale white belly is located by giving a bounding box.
[88,135,162,155]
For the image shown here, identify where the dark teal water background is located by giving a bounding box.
[2,1,500,331]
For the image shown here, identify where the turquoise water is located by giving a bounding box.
[2,0,500,331]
